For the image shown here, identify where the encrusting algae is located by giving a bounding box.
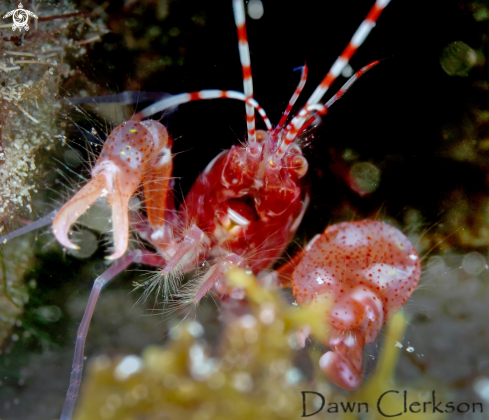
[0,234,32,346]
[0,0,107,344]
[74,269,439,420]
[0,1,107,223]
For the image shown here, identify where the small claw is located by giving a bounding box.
[319,351,362,391]
[350,287,384,343]
[53,120,169,260]
[106,177,130,260]
[53,172,110,251]
[320,328,365,390]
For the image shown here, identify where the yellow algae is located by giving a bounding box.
[74,270,450,420]
[74,268,332,420]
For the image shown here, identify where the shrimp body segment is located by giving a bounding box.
[289,220,421,390]
[183,141,308,274]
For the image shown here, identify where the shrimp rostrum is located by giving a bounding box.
[0,0,420,418]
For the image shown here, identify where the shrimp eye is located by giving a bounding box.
[256,130,269,144]
[291,155,308,178]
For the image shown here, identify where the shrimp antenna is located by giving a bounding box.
[324,59,381,108]
[271,64,308,144]
[271,0,391,166]
[135,90,272,131]
[232,0,260,158]
[291,60,382,138]
[0,209,58,243]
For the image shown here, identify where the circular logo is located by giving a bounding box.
[3,3,38,32]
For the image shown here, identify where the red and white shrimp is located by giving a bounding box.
[0,0,419,417]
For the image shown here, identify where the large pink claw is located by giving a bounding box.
[53,120,170,260]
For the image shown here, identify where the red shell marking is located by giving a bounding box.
[292,220,420,390]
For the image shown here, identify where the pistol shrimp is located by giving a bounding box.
[0,0,421,418]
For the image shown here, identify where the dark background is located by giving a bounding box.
[2,0,489,418]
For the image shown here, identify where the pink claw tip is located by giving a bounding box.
[105,246,126,261]
[319,351,362,391]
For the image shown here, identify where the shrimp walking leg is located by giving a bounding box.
[61,250,166,420]
[0,209,58,244]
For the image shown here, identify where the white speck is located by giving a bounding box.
[100,188,108,198]
[189,344,216,379]
[232,372,253,392]
[150,230,164,241]
[341,63,354,78]
[114,355,142,381]
[259,304,275,324]
[286,367,303,384]
[409,254,418,261]
[248,0,264,19]
[406,346,415,353]
[187,321,204,337]
[232,179,238,184]
[245,270,253,275]
[240,314,257,329]
[395,341,403,348]
[474,377,489,402]
[316,276,324,285]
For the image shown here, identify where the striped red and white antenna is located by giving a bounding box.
[232,0,261,158]
[284,60,382,140]
[270,65,309,149]
[135,89,272,131]
[271,0,392,167]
